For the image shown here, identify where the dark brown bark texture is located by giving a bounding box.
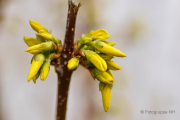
[55,1,81,120]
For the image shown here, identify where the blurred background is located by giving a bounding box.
[0,0,180,120]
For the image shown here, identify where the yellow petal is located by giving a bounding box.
[107,42,116,46]
[40,61,50,80]
[106,69,114,78]
[29,20,48,33]
[28,60,42,81]
[91,54,106,71]
[32,71,40,84]
[91,41,126,57]
[93,54,107,71]
[25,41,53,54]
[93,68,114,84]
[97,75,114,84]
[67,58,79,70]
[78,35,93,45]
[93,29,110,40]
[101,84,112,112]
[24,36,40,47]
[84,50,107,71]
[106,60,121,70]
[28,54,45,81]
[99,53,114,60]
[38,30,52,39]
[38,30,60,44]
[28,50,41,54]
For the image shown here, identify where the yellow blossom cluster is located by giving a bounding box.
[24,20,126,112]
[24,20,61,84]
[67,29,126,112]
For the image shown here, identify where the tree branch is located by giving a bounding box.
[55,1,81,120]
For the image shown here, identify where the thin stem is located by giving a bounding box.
[55,1,81,120]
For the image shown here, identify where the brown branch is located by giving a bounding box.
[55,1,81,120]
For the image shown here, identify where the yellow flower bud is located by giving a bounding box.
[24,36,40,47]
[106,69,114,78]
[28,54,45,81]
[77,29,110,46]
[107,42,116,46]
[38,30,59,44]
[32,71,40,84]
[99,40,116,46]
[25,41,53,54]
[38,30,51,39]
[99,53,114,60]
[40,60,50,80]
[84,50,107,71]
[92,29,110,40]
[106,59,121,70]
[91,41,126,57]
[67,58,79,70]
[29,20,48,33]
[93,68,114,84]
[78,35,93,45]
[40,53,54,80]
[99,82,113,112]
